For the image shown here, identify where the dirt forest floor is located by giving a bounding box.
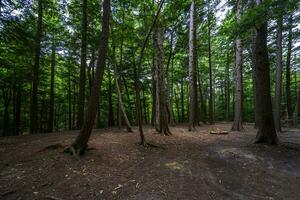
[1,123,300,200]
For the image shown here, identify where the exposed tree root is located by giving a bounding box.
[45,195,65,200]
[253,136,277,145]
[38,144,64,152]
[139,141,165,149]
[64,145,86,160]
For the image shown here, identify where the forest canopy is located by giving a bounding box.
[0,0,299,146]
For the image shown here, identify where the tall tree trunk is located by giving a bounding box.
[122,75,132,123]
[174,88,180,123]
[116,78,132,132]
[67,0,110,157]
[232,0,243,131]
[107,68,114,127]
[13,83,21,135]
[151,52,156,126]
[30,0,43,134]
[113,38,132,132]
[225,51,231,121]
[154,34,160,130]
[135,0,165,145]
[253,0,278,145]
[251,52,258,128]
[274,16,283,132]
[249,0,259,128]
[47,39,56,133]
[87,51,95,97]
[2,88,11,136]
[168,50,175,126]
[188,0,197,131]
[72,83,76,128]
[142,89,148,124]
[77,0,88,129]
[207,4,214,125]
[198,75,207,124]
[294,84,300,126]
[180,77,184,122]
[68,68,72,130]
[154,27,171,135]
[286,15,293,119]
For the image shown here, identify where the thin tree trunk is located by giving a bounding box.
[135,0,165,145]
[174,88,180,123]
[107,68,114,127]
[30,0,43,134]
[47,39,56,133]
[294,84,300,126]
[77,0,88,129]
[14,83,21,135]
[225,51,230,121]
[151,52,156,126]
[286,15,293,119]
[87,51,96,97]
[165,31,175,127]
[116,78,132,132]
[142,89,148,124]
[188,0,196,131]
[67,0,110,157]
[180,78,184,122]
[232,0,243,131]
[2,89,11,136]
[113,39,132,132]
[154,33,160,130]
[72,82,76,129]
[253,1,278,144]
[208,4,214,125]
[168,54,175,126]
[68,68,72,130]
[274,16,283,132]
[198,76,207,124]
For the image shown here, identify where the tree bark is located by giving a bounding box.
[107,68,114,127]
[180,77,184,122]
[294,84,300,126]
[225,51,231,121]
[151,52,156,126]
[68,67,72,130]
[286,15,293,119]
[67,0,110,156]
[47,39,56,133]
[13,83,21,135]
[207,4,214,125]
[253,0,278,144]
[188,0,197,131]
[134,0,165,145]
[232,0,243,131]
[274,16,283,132]
[77,0,88,129]
[30,0,43,134]
[154,27,171,135]
[2,88,11,136]
[115,77,132,132]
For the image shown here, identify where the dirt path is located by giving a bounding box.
[1,123,300,200]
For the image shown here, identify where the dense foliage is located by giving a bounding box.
[0,0,299,136]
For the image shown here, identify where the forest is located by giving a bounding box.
[1,0,300,199]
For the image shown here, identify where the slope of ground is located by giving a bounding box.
[1,123,300,200]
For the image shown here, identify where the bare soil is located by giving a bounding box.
[1,123,300,200]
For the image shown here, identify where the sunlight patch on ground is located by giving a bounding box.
[164,161,184,171]
[217,147,258,161]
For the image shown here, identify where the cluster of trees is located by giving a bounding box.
[1,0,300,151]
